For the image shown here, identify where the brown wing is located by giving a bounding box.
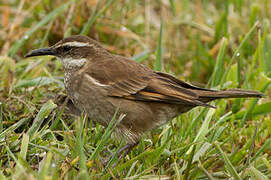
[83,54,151,96]
[130,72,213,107]
[83,54,212,107]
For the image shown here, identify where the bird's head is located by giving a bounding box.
[25,35,105,70]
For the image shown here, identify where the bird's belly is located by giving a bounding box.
[65,77,116,127]
[107,97,183,142]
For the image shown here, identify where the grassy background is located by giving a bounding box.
[0,0,271,179]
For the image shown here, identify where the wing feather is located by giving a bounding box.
[83,54,212,107]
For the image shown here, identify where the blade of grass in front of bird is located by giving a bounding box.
[214,142,241,180]
[184,108,207,139]
[8,0,75,57]
[187,108,215,154]
[104,140,125,170]
[155,21,163,71]
[90,109,124,161]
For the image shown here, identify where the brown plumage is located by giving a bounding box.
[25,35,263,150]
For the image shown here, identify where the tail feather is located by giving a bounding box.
[195,89,264,102]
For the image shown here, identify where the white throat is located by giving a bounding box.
[61,58,87,70]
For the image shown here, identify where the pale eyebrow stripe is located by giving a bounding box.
[55,42,94,48]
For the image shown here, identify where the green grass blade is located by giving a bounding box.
[0,102,2,133]
[214,4,228,43]
[80,0,114,35]
[233,102,271,120]
[193,142,212,163]
[209,37,228,87]
[132,50,151,63]
[198,161,216,180]
[184,145,196,180]
[155,21,163,71]
[214,142,241,180]
[13,134,30,179]
[0,171,5,180]
[39,152,53,179]
[187,108,215,154]
[251,138,271,163]
[76,115,88,180]
[19,134,29,160]
[247,166,269,180]
[8,0,74,57]
[14,77,64,89]
[101,149,155,179]
[262,157,271,172]
[5,145,20,169]
[240,79,271,126]
[0,118,30,141]
[90,111,124,161]
[249,4,260,27]
[184,108,207,139]
[221,21,260,85]
[27,100,57,138]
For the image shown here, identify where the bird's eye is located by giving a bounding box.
[63,45,71,51]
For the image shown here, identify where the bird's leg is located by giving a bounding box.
[103,142,138,167]
[117,142,138,160]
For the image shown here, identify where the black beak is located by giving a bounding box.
[25,48,56,58]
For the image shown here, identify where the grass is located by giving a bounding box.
[0,0,271,179]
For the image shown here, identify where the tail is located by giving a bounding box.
[196,89,264,102]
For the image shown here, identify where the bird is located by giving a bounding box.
[25,35,263,157]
